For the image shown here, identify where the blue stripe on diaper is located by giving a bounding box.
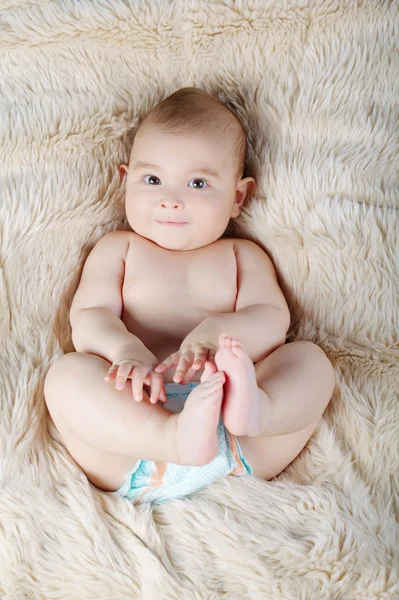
[164,382,199,397]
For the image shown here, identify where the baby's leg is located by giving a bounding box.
[44,353,224,491]
[215,339,335,481]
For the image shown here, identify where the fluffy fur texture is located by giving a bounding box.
[0,1,398,598]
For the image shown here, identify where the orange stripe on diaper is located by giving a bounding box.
[151,462,168,487]
[227,432,246,476]
[134,462,168,504]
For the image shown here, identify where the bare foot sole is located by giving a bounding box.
[215,333,265,437]
[172,367,225,466]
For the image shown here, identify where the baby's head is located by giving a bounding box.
[119,87,256,251]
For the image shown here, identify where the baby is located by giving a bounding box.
[44,87,335,504]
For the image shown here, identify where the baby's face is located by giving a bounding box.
[121,126,255,251]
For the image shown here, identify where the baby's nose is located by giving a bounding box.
[161,197,182,208]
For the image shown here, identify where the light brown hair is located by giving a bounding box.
[136,87,247,181]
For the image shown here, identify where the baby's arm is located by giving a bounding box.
[69,231,168,405]
[71,307,155,365]
[181,240,290,363]
[70,231,156,366]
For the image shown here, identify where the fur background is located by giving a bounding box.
[0,0,398,598]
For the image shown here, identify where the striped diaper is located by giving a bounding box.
[112,382,252,505]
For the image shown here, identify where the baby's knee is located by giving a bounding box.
[45,352,77,387]
[44,352,106,403]
[297,342,335,382]
[302,342,335,403]
[308,343,335,396]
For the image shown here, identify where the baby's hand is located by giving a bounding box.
[105,358,167,404]
[154,341,218,384]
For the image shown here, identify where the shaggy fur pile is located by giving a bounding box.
[0,1,398,598]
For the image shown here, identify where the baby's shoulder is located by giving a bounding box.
[232,237,278,274]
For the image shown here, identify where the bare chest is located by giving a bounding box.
[121,234,237,382]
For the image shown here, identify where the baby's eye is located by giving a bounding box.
[188,178,208,189]
[144,175,161,185]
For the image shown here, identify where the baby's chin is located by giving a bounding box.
[139,231,198,251]
[155,239,202,251]
[129,223,219,251]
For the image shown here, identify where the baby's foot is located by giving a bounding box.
[215,333,266,437]
[172,365,225,466]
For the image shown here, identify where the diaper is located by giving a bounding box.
[112,381,252,505]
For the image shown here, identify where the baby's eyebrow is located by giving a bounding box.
[132,161,221,180]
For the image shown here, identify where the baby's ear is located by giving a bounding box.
[118,164,129,181]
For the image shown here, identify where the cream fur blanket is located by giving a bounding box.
[1,1,398,598]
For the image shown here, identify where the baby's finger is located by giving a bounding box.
[104,364,118,382]
[180,365,197,384]
[131,368,147,401]
[104,371,115,382]
[173,354,192,382]
[155,377,167,403]
[148,373,163,404]
[154,353,178,373]
[192,347,208,370]
[115,362,133,390]
[158,376,168,403]
[207,349,217,364]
